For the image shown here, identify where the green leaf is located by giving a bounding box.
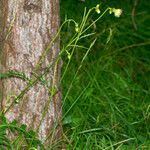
[11,119,17,125]
[0,114,7,125]
[9,120,17,132]
[27,130,36,138]
[20,124,27,131]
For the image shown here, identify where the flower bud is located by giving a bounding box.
[95,4,100,14]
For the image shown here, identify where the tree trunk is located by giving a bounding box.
[0,0,62,145]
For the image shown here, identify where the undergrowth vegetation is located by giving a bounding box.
[61,0,150,149]
[0,0,150,149]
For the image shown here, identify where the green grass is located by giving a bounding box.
[61,0,150,149]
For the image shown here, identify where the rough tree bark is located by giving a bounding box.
[0,0,62,145]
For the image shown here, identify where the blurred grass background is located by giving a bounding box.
[60,0,150,149]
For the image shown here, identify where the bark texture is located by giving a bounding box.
[0,0,62,144]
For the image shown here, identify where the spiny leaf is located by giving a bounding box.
[0,70,30,82]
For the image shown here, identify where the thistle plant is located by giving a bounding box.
[0,4,122,149]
